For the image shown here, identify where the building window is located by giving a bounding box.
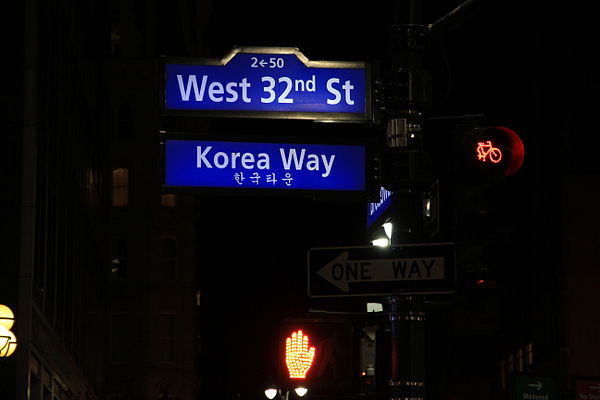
[30,355,42,400]
[111,237,128,278]
[112,168,129,207]
[159,314,176,362]
[160,237,177,280]
[498,359,506,390]
[117,103,133,138]
[160,194,176,207]
[515,348,523,372]
[85,168,100,207]
[506,353,514,374]
[42,367,52,400]
[110,314,128,363]
[53,378,64,400]
[111,28,121,56]
[525,342,533,366]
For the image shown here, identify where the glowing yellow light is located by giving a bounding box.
[0,305,17,357]
[285,330,316,379]
[0,304,14,330]
[0,325,17,357]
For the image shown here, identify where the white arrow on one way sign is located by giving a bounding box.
[316,251,445,292]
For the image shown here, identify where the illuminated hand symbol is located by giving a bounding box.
[285,330,316,379]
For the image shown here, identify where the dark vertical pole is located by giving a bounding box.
[388,296,426,400]
[380,2,495,399]
[380,0,432,202]
[392,0,422,24]
[385,1,429,393]
[409,0,422,25]
[386,0,428,151]
[389,295,400,400]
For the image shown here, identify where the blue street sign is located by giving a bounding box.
[163,138,371,195]
[367,187,393,229]
[163,47,373,122]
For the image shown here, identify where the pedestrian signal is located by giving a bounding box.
[279,318,355,395]
[285,330,316,379]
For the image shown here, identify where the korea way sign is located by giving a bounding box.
[163,46,373,122]
[307,243,455,298]
[162,136,375,199]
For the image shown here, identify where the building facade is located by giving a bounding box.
[3,0,204,399]
[4,0,111,398]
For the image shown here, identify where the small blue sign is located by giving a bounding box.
[164,47,371,122]
[367,187,393,228]
[164,139,366,192]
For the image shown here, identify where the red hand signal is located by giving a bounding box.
[285,330,316,379]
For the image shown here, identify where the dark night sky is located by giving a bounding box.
[185,0,590,397]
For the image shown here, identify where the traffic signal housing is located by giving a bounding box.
[450,123,528,301]
[453,124,525,236]
[458,125,525,179]
[424,118,527,297]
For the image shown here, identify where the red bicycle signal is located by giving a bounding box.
[462,126,524,177]
[476,140,502,163]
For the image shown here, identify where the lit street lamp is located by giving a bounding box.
[264,387,308,400]
[0,304,17,358]
[371,221,393,247]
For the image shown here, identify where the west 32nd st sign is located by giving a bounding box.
[162,47,373,122]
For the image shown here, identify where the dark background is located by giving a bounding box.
[4,1,599,399]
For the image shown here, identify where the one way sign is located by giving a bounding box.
[307,243,455,298]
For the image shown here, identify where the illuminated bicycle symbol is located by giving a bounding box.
[476,140,502,163]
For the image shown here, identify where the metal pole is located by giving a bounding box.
[392,0,422,25]
[380,0,432,195]
[428,0,494,37]
[388,295,400,400]
[388,296,426,400]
